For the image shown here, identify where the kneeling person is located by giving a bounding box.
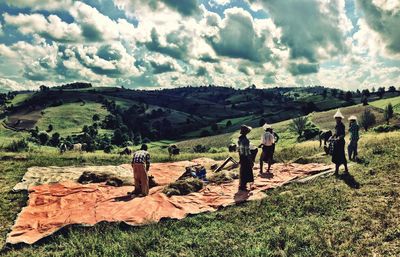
[131,144,151,196]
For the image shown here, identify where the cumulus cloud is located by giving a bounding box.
[4,13,82,42]
[356,0,400,54]
[113,0,200,17]
[4,0,73,10]
[208,8,273,63]
[250,0,351,67]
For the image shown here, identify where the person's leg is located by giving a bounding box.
[343,160,349,173]
[335,163,339,176]
[142,168,149,196]
[133,165,141,194]
[259,157,264,174]
[354,141,358,159]
[348,143,353,160]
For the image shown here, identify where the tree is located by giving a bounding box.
[360,108,376,131]
[38,132,49,145]
[200,130,211,137]
[345,91,353,102]
[331,89,338,97]
[362,96,368,106]
[226,120,232,127]
[211,123,218,132]
[49,133,61,147]
[362,89,370,98]
[388,86,396,93]
[289,116,309,137]
[377,87,385,98]
[384,103,394,125]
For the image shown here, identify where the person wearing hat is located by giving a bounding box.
[238,125,254,191]
[348,115,360,161]
[332,109,349,175]
[259,123,275,174]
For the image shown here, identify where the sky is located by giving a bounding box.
[0,0,399,92]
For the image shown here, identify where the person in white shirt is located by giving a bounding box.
[259,123,275,174]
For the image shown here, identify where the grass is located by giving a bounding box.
[35,102,110,137]
[370,96,400,114]
[7,93,32,107]
[0,131,399,256]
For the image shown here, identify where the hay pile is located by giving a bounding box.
[208,172,234,184]
[163,178,203,196]
[78,172,123,187]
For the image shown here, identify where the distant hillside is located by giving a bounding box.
[0,84,399,149]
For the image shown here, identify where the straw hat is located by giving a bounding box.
[263,123,272,130]
[348,115,357,121]
[333,109,344,119]
[240,125,252,134]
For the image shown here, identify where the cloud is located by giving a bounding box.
[4,0,73,10]
[144,28,190,61]
[4,13,82,42]
[113,0,200,17]
[288,62,320,76]
[208,8,273,63]
[356,0,400,54]
[252,0,351,63]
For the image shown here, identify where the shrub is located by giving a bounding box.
[5,139,29,152]
[373,124,400,133]
[103,145,113,153]
[383,103,394,124]
[360,108,376,131]
[200,130,211,137]
[38,131,49,145]
[302,122,320,140]
[289,116,309,137]
[193,144,208,153]
[49,132,61,147]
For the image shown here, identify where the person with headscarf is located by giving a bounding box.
[238,125,254,191]
[332,109,349,175]
[348,115,360,161]
[260,123,275,174]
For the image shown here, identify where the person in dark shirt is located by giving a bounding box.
[238,125,254,191]
[130,144,151,196]
[332,110,349,175]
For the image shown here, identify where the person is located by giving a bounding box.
[332,109,349,175]
[130,144,151,196]
[260,123,275,174]
[238,125,254,191]
[348,115,360,161]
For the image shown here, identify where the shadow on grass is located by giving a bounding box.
[338,172,360,189]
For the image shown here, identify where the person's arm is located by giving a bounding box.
[145,154,151,172]
[274,132,279,143]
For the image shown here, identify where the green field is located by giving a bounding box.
[1,131,400,256]
[370,96,400,114]
[35,102,111,137]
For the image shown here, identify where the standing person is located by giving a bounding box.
[238,125,254,191]
[260,123,275,174]
[332,110,349,175]
[130,144,151,196]
[348,115,360,161]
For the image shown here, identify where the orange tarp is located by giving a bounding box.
[7,162,331,245]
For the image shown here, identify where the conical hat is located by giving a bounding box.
[333,109,344,119]
[348,115,357,121]
[263,123,272,130]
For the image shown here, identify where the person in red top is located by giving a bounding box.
[130,144,151,196]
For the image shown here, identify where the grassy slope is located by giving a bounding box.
[35,102,110,137]
[0,132,399,256]
[370,96,400,114]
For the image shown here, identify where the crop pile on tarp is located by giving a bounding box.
[7,161,332,245]
[163,178,204,196]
